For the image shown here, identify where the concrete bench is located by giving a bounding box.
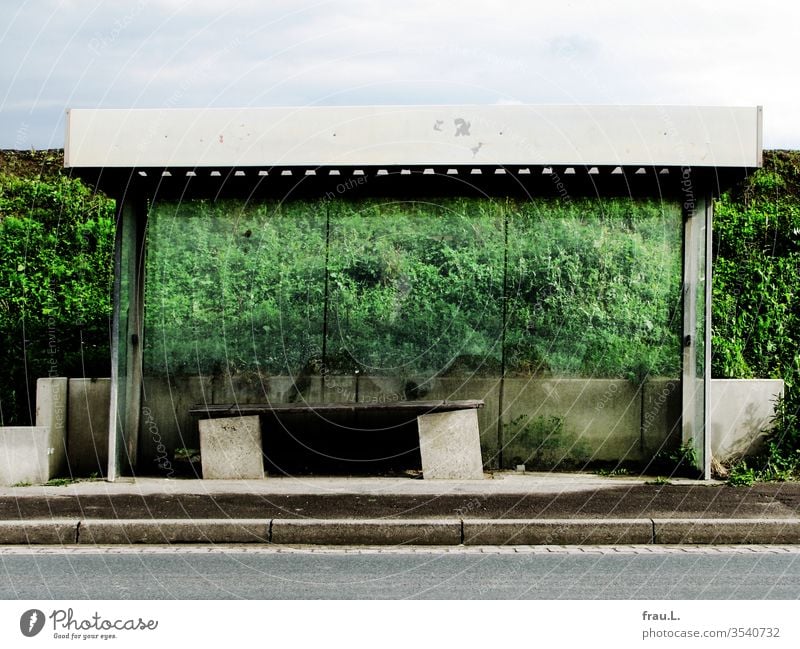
[189,400,485,480]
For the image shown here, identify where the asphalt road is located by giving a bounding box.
[1,547,799,599]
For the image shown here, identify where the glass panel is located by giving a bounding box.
[140,199,327,472]
[143,199,326,379]
[503,197,683,469]
[326,198,505,383]
[138,194,683,474]
[506,198,682,380]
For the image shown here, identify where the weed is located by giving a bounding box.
[649,440,700,478]
[174,447,201,461]
[44,478,76,487]
[724,396,800,485]
[727,462,756,487]
[596,467,633,477]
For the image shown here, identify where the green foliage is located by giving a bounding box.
[144,199,327,376]
[144,197,682,383]
[727,462,756,487]
[713,150,800,477]
[596,466,633,477]
[506,198,681,380]
[0,153,114,425]
[174,447,200,461]
[43,477,77,487]
[3,144,798,478]
[650,440,700,478]
[726,397,800,485]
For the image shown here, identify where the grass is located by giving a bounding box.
[44,477,77,487]
[9,474,103,488]
[595,467,634,477]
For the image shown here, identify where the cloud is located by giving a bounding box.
[1,0,798,148]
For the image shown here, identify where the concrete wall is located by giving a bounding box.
[710,379,785,461]
[140,375,668,471]
[140,376,211,472]
[47,375,785,476]
[502,378,643,466]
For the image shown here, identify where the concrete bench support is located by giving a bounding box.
[417,409,484,479]
[198,415,264,479]
[0,427,53,486]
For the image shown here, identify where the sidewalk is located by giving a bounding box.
[1,472,799,545]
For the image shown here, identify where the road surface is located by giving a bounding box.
[1,545,798,599]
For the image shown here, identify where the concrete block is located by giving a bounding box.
[422,377,501,468]
[199,415,264,479]
[35,377,68,477]
[0,427,52,486]
[0,520,79,544]
[463,519,653,545]
[417,409,484,479]
[710,379,785,461]
[271,519,460,545]
[67,378,110,477]
[78,519,269,544]
[653,518,800,544]
[501,378,642,467]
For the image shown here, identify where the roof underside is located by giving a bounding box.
[65,105,762,170]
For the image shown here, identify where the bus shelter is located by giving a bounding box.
[64,105,762,480]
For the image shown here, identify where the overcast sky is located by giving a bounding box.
[2,0,799,149]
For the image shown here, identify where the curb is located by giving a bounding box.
[0,519,80,545]
[463,519,654,545]
[652,518,800,544]
[78,519,269,544]
[271,519,460,545]
[1,518,799,545]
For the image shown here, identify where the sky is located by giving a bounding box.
[2,0,799,150]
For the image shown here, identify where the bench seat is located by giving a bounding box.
[189,399,484,417]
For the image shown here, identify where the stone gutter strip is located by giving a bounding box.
[2,518,800,545]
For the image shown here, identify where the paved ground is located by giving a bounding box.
[3,473,800,545]
[1,545,798,599]
[2,473,799,520]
